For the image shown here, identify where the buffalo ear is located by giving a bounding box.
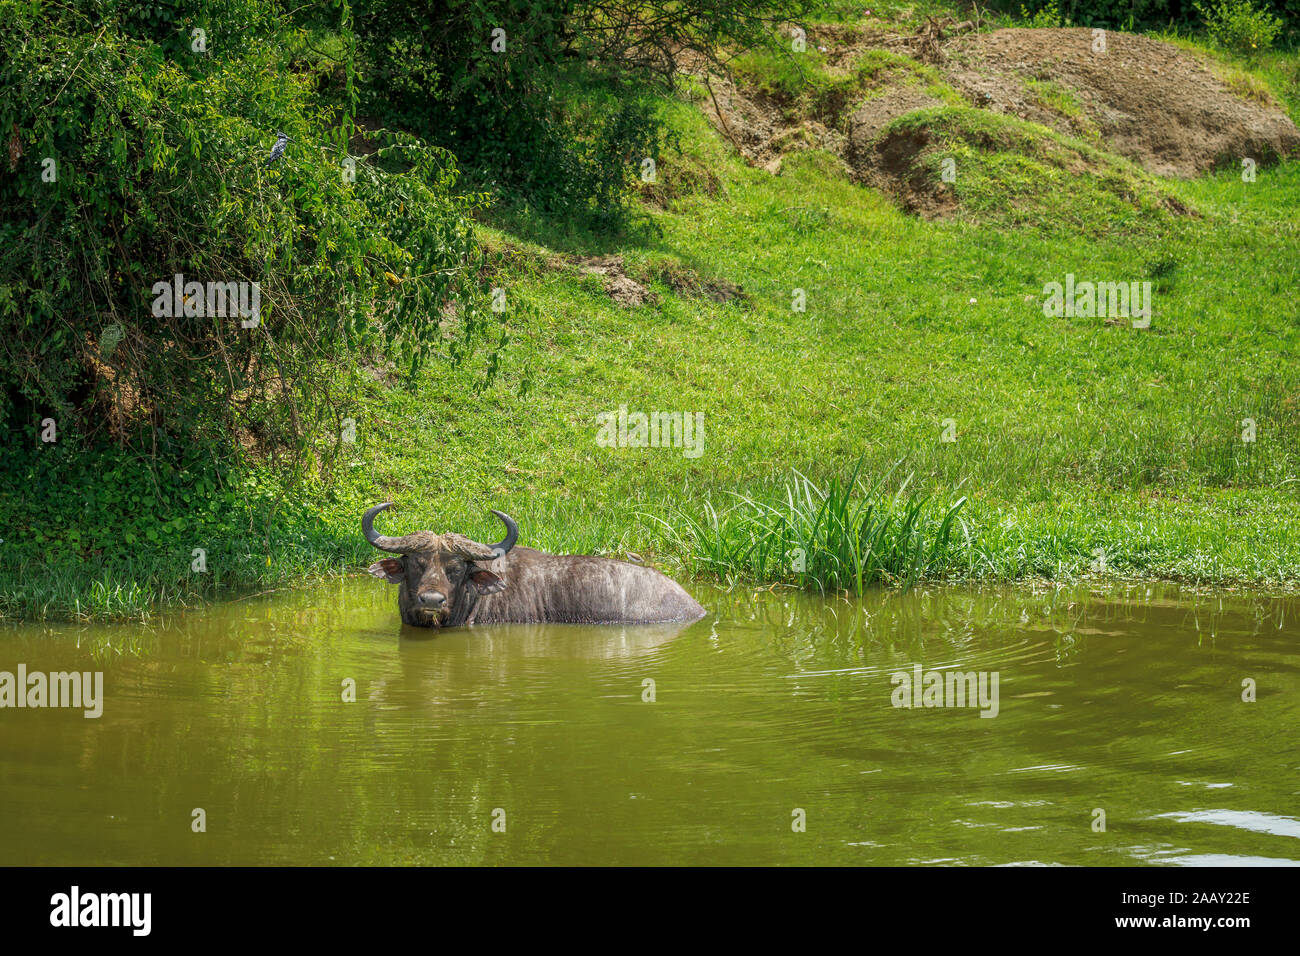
[469,568,505,595]
[368,558,405,584]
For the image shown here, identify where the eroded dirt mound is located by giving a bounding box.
[701,24,1299,219]
[701,77,844,172]
[574,256,659,308]
[865,123,959,219]
[845,89,943,171]
[644,260,746,303]
[860,114,1196,225]
[945,28,1300,177]
[481,239,746,308]
[568,255,748,307]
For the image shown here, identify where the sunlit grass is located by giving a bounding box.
[5,5,1300,622]
[651,461,968,593]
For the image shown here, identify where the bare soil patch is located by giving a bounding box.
[844,88,944,172]
[865,123,960,219]
[641,260,747,303]
[700,24,1299,218]
[569,255,747,307]
[945,28,1300,177]
[699,75,845,171]
[573,256,659,308]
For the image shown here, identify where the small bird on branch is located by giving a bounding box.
[265,131,290,166]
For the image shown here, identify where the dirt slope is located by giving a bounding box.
[943,28,1299,177]
[706,25,1299,186]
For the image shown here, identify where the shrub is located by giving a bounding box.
[0,0,505,471]
[351,0,808,222]
[1019,0,1071,27]
[997,0,1200,29]
[1196,0,1284,50]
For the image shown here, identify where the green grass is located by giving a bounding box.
[651,461,969,592]
[876,105,1190,232]
[728,43,968,129]
[1023,77,1097,136]
[320,88,1299,589]
[4,6,1300,621]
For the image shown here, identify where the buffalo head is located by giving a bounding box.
[363,502,518,627]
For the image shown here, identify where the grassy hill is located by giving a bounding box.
[4,1,1300,620]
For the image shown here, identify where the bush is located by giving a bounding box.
[1019,0,1071,27]
[997,0,1199,29]
[1002,0,1296,36]
[351,0,807,223]
[0,0,505,471]
[1197,0,1285,50]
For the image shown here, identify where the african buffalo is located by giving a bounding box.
[363,503,707,628]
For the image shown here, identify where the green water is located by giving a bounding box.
[1,580,1297,865]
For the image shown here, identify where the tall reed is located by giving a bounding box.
[651,462,968,594]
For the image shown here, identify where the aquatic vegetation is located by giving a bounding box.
[653,462,968,593]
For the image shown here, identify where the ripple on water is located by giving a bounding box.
[1154,809,1300,840]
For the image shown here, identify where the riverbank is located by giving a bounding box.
[3,5,1299,622]
[5,468,1299,622]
